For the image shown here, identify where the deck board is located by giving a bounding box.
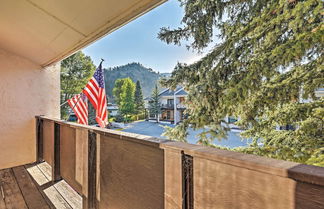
[26,164,50,186]
[32,162,82,209]
[12,166,51,209]
[37,162,52,181]
[0,163,82,209]
[43,187,72,209]
[54,181,82,209]
[0,169,28,209]
[0,184,5,209]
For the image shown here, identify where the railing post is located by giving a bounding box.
[53,122,61,182]
[86,130,97,209]
[36,117,44,162]
[182,152,193,209]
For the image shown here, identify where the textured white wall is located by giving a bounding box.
[0,49,60,169]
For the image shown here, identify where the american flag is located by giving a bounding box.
[83,61,108,128]
[67,93,88,125]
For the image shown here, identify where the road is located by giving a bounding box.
[121,121,251,148]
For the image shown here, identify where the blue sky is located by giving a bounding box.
[82,0,203,73]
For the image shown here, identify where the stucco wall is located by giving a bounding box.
[0,49,60,169]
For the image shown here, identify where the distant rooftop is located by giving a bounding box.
[159,86,187,97]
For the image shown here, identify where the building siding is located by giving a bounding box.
[0,49,60,169]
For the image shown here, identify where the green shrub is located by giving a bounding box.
[114,114,124,123]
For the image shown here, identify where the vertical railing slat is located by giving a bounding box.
[53,122,61,182]
[36,117,44,162]
[87,131,97,209]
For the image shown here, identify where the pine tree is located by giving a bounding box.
[159,0,324,165]
[149,85,161,122]
[134,81,145,114]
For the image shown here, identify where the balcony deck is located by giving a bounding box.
[0,162,81,209]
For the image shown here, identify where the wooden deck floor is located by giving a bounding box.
[0,163,82,209]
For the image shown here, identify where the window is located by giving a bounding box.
[167,99,174,106]
[228,116,237,124]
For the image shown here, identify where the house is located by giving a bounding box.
[107,103,119,117]
[0,1,323,209]
[145,86,188,124]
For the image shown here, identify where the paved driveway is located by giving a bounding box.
[121,121,251,148]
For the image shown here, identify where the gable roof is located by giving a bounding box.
[175,89,188,96]
[159,86,185,97]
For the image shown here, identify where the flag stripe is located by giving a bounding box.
[89,79,100,93]
[83,88,98,109]
[87,79,99,96]
[68,94,88,125]
[83,62,108,128]
[70,96,87,124]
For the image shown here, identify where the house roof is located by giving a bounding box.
[145,87,188,101]
[0,0,166,67]
[175,89,188,96]
[159,86,187,97]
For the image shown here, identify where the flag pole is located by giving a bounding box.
[60,100,69,107]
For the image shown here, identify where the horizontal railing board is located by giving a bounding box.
[37,116,167,148]
[37,116,324,186]
[161,140,297,176]
[95,130,166,148]
[35,117,324,209]
[287,164,324,187]
[161,141,324,186]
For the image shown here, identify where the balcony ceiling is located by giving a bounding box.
[0,0,166,67]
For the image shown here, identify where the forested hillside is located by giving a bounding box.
[104,62,166,101]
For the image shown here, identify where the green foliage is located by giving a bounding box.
[159,0,324,165]
[119,78,136,122]
[137,113,146,120]
[113,78,126,106]
[109,116,115,123]
[104,63,167,101]
[113,114,138,123]
[114,114,125,123]
[134,81,145,114]
[306,148,324,167]
[149,85,162,121]
[61,51,95,118]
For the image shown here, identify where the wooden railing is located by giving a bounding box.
[35,116,324,209]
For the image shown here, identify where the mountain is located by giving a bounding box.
[104,62,164,102]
